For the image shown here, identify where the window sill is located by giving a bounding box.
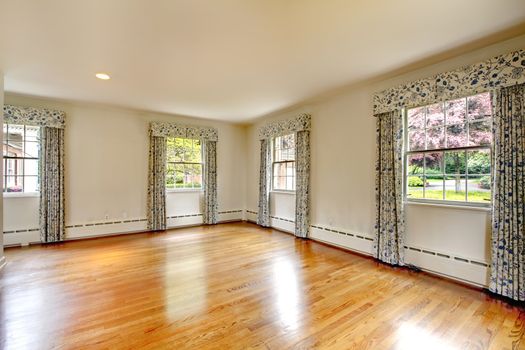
[166,189,203,193]
[405,200,490,212]
[270,190,296,195]
[3,192,40,198]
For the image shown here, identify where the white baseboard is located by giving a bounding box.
[404,248,488,287]
[309,226,374,256]
[3,210,244,247]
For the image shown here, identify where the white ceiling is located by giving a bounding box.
[1,0,525,122]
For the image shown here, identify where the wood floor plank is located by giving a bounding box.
[0,222,523,349]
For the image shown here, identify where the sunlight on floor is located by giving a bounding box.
[273,259,301,331]
[395,323,458,350]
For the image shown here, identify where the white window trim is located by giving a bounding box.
[403,93,493,209]
[166,188,203,194]
[3,191,40,198]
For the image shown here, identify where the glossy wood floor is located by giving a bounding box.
[0,222,523,350]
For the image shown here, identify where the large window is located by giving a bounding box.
[272,133,295,191]
[2,124,40,193]
[406,92,492,205]
[166,137,203,190]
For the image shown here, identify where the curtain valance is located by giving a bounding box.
[373,49,525,115]
[3,104,65,129]
[258,113,311,140]
[150,122,218,141]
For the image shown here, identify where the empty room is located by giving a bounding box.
[1,1,525,349]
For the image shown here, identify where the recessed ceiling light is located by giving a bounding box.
[95,73,111,80]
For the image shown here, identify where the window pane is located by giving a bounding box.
[166,176,175,189]
[424,175,444,200]
[408,129,425,151]
[274,176,286,190]
[286,162,295,177]
[426,127,444,149]
[425,152,443,175]
[24,141,39,158]
[191,164,202,188]
[407,176,424,199]
[175,164,184,188]
[25,126,40,142]
[444,175,466,201]
[426,103,444,127]
[468,120,491,146]
[273,163,286,178]
[24,176,39,192]
[446,123,467,148]
[467,149,490,175]
[445,151,466,175]
[5,176,23,192]
[407,154,424,175]
[24,159,39,176]
[445,98,466,125]
[407,107,425,130]
[167,138,183,162]
[467,176,491,203]
[282,134,295,149]
[166,163,175,177]
[192,140,202,162]
[183,139,192,162]
[5,158,21,176]
[467,93,491,121]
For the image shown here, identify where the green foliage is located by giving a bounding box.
[479,175,491,190]
[407,189,490,202]
[407,176,424,187]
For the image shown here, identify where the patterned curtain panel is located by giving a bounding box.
[203,140,218,224]
[490,83,525,301]
[295,130,311,238]
[147,134,167,231]
[40,127,65,243]
[257,139,271,227]
[374,110,405,265]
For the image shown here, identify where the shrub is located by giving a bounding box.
[407,176,424,187]
[479,175,491,190]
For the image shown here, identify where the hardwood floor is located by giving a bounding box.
[0,222,523,349]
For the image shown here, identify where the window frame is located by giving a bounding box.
[165,137,204,192]
[271,133,296,193]
[2,123,40,196]
[404,93,492,208]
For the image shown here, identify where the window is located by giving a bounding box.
[2,124,40,193]
[166,137,203,190]
[272,133,295,191]
[406,92,492,205]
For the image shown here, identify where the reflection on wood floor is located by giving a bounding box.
[0,222,523,349]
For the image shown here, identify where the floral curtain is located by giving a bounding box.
[40,127,65,242]
[257,139,271,227]
[4,104,66,243]
[295,130,311,238]
[147,133,167,231]
[490,83,525,301]
[374,110,405,265]
[203,140,218,224]
[373,49,525,115]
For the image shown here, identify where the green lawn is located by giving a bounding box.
[407,188,490,202]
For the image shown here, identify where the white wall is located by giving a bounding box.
[3,95,246,245]
[246,34,525,287]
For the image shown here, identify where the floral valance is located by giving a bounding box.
[373,49,525,115]
[259,113,311,140]
[3,104,66,129]
[150,121,218,141]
